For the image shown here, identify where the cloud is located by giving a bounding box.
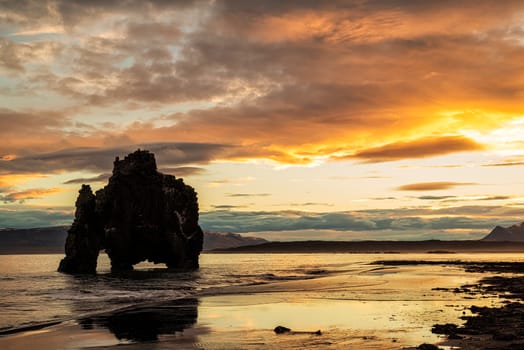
[416,195,512,202]
[417,195,457,200]
[348,136,484,162]
[0,174,46,189]
[483,162,524,167]
[226,193,271,197]
[482,196,513,201]
[208,177,255,188]
[211,204,248,210]
[159,167,207,177]
[0,207,73,228]
[397,182,476,191]
[2,204,522,238]
[288,202,334,207]
[63,173,111,185]
[0,38,26,72]
[199,206,522,238]
[0,143,232,175]
[200,210,379,233]
[1,188,65,203]
[0,109,73,156]
[2,1,524,167]
[438,195,512,203]
[2,0,524,186]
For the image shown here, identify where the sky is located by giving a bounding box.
[1,0,524,240]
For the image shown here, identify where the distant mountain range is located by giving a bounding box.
[3,221,523,255]
[0,227,267,254]
[0,226,69,254]
[202,231,267,250]
[215,239,524,253]
[482,222,524,242]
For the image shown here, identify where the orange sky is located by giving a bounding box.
[1,1,524,240]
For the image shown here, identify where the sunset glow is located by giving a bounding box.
[2,1,524,240]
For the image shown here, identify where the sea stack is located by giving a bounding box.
[58,149,203,273]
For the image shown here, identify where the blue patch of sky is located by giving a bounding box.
[7,32,64,43]
[168,44,182,60]
[0,89,72,111]
[113,56,135,69]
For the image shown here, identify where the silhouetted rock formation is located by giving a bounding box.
[482,222,524,242]
[57,185,103,273]
[58,149,203,273]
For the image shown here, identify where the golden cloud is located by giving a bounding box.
[2,1,524,169]
[349,136,484,162]
[0,174,46,188]
[397,182,476,191]
[1,188,65,202]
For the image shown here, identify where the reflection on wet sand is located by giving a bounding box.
[79,298,199,342]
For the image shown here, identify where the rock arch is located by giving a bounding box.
[58,150,203,273]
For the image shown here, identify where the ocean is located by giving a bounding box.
[1,252,524,349]
[0,253,374,332]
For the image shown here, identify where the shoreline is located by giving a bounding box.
[2,256,524,349]
[211,240,524,254]
[5,240,524,255]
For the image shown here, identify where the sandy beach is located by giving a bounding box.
[3,255,519,350]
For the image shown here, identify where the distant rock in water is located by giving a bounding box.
[482,222,524,242]
[58,149,203,273]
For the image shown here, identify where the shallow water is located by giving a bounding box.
[0,252,382,331]
[1,252,524,348]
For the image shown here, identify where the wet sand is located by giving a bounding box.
[0,259,505,350]
[393,261,524,350]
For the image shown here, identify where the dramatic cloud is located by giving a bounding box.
[2,204,523,240]
[63,173,110,185]
[0,109,73,156]
[2,1,524,165]
[3,1,524,238]
[199,206,522,239]
[0,207,73,228]
[350,136,484,162]
[0,188,65,203]
[397,182,476,191]
[0,143,231,175]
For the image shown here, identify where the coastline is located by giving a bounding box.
[5,240,524,255]
[212,240,524,254]
[2,255,520,350]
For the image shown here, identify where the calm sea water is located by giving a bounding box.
[1,252,524,334]
[0,253,365,331]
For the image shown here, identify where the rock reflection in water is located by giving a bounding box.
[80,298,199,342]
